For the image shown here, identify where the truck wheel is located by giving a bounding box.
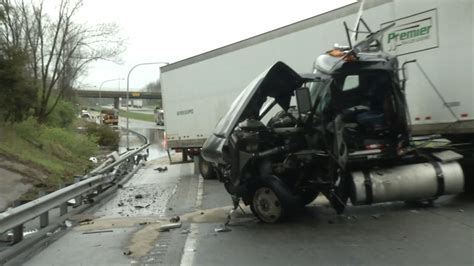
[250,176,296,223]
[199,155,216,180]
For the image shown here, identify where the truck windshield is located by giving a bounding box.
[307,77,331,107]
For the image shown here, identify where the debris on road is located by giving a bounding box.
[347,215,357,220]
[123,250,133,256]
[158,222,182,232]
[371,214,382,220]
[79,219,94,226]
[154,166,168,172]
[64,220,73,228]
[79,218,94,223]
[82,230,114,235]
[459,209,464,212]
[180,229,190,234]
[169,216,180,223]
[134,194,143,199]
[134,203,151,209]
[214,225,232,233]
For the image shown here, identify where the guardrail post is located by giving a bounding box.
[11,200,23,244]
[73,176,82,207]
[38,191,49,228]
[59,183,68,216]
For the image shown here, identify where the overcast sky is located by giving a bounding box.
[74,0,355,90]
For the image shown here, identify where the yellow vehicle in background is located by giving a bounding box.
[101,109,119,125]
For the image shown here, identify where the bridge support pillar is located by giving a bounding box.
[114,97,120,109]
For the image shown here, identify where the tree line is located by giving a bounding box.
[0,0,124,123]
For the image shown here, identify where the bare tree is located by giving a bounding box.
[142,79,161,107]
[0,0,124,123]
[0,1,36,122]
[143,79,160,92]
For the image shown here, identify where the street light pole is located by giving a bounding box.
[126,61,169,149]
[99,78,124,108]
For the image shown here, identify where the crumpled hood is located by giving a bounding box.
[202,61,303,164]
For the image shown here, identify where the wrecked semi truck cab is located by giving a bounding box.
[201,29,465,223]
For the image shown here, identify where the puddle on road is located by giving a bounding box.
[119,128,166,161]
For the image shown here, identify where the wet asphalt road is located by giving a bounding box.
[16,116,474,265]
[152,174,474,266]
[191,183,474,265]
[20,159,474,265]
[117,117,166,160]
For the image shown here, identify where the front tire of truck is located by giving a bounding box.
[250,176,296,223]
[199,155,217,180]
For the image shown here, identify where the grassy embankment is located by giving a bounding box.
[0,115,119,199]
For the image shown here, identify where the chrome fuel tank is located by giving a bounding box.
[350,162,464,205]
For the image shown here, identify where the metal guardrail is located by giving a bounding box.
[0,128,150,247]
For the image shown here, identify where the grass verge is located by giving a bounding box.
[0,119,100,195]
[119,110,155,122]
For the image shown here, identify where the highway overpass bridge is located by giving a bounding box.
[74,89,161,108]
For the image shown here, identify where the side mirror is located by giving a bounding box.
[295,87,312,114]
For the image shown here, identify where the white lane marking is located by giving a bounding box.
[180,174,204,266]
[179,223,199,266]
[195,175,204,209]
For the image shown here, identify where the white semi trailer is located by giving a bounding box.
[160,0,474,178]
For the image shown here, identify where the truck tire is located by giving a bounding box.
[199,155,216,180]
[250,176,297,223]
